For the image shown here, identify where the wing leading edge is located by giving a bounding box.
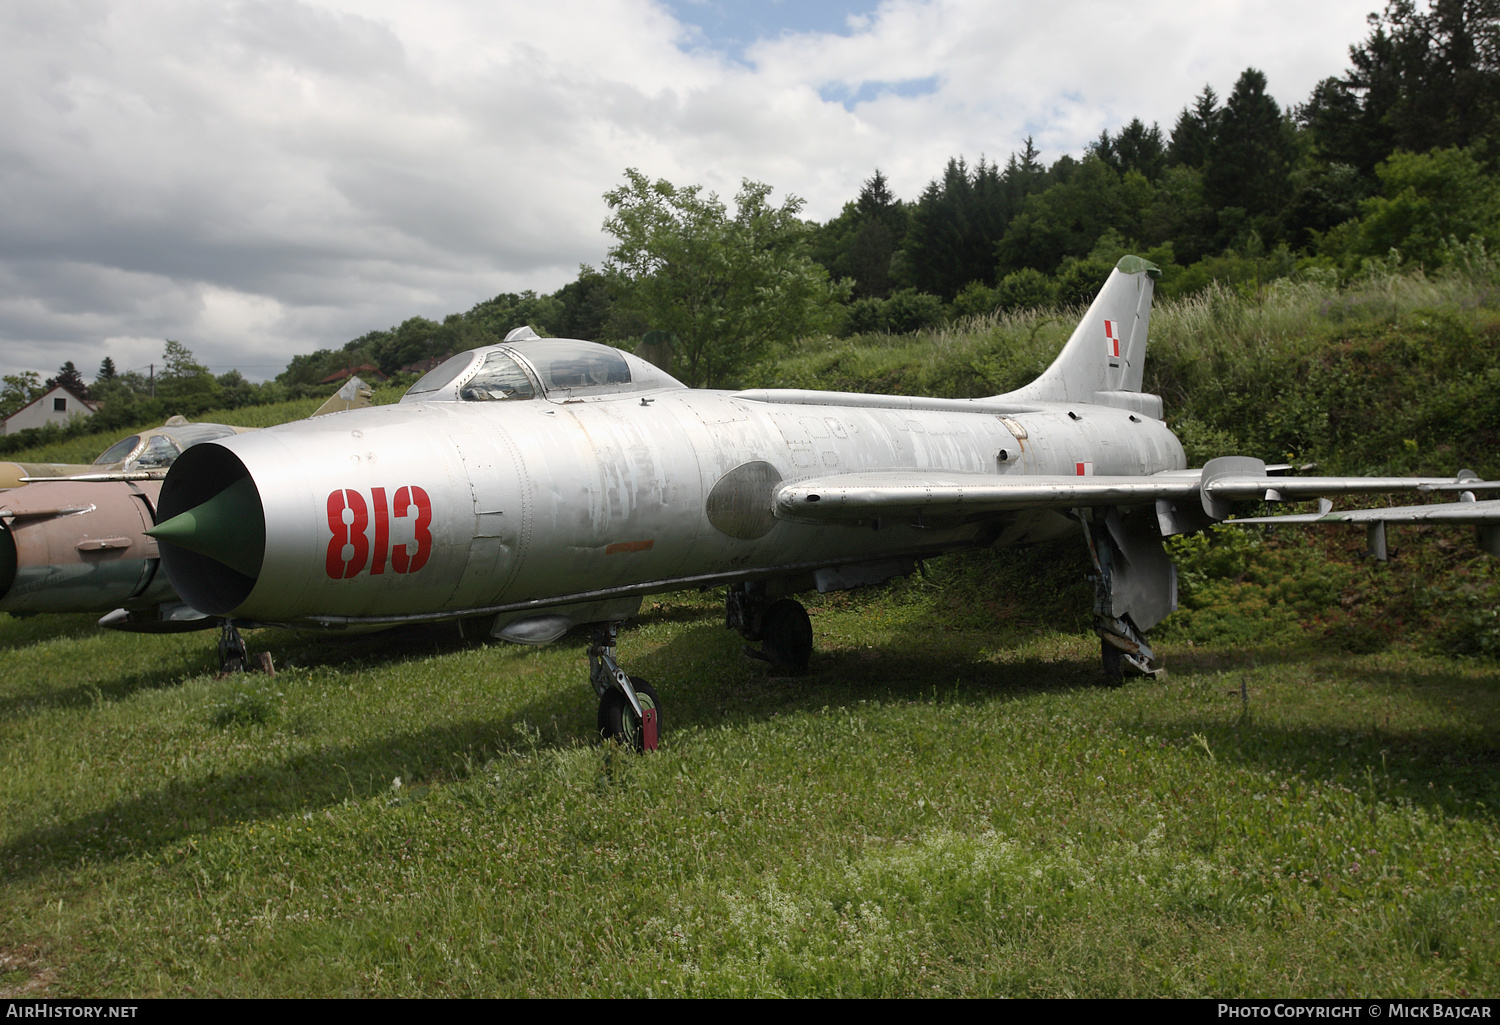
[771,457,1500,547]
[772,471,1202,525]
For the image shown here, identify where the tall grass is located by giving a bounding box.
[754,262,1500,476]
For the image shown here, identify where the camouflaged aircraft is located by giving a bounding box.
[0,379,372,641]
[145,258,1500,750]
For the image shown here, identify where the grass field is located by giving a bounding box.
[2,555,1496,997]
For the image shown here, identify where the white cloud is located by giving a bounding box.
[0,0,1377,381]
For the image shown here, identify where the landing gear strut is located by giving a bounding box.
[589,623,660,751]
[1080,508,1173,684]
[727,583,813,671]
[218,620,248,674]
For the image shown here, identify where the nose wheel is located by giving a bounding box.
[598,678,661,752]
[760,598,813,670]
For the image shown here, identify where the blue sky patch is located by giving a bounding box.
[662,0,881,60]
[819,75,941,110]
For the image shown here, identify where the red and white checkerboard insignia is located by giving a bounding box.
[1104,320,1121,357]
[1075,461,1094,476]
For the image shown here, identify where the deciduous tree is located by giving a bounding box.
[603,169,846,387]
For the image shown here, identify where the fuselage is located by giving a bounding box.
[155,340,1186,628]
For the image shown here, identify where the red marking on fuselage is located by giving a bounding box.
[325,489,369,579]
[605,539,655,555]
[370,487,389,575]
[324,485,432,579]
[391,486,433,574]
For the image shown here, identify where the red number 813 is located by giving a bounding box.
[326,486,432,579]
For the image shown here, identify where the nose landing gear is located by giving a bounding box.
[589,622,660,751]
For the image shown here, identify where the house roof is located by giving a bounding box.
[1,383,98,428]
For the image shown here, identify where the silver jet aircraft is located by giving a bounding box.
[146,258,1500,750]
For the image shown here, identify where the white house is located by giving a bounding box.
[0,384,98,435]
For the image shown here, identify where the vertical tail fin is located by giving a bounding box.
[997,256,1161,415]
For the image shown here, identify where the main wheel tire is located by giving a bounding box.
[598,677,662,752]
[1101,638,1124,687]
[761,599,813,671]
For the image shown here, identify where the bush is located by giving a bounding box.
[995,268,1055,311]
[883,289,947,334]
[843,297,888,336]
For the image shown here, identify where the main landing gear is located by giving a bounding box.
[589,622,660,751]
[1080,507,1174,685]
[726,582,813,671]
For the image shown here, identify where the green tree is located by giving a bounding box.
[951,280,999,319]
[883,288,947,334]
[464,292,563,341]
[1204,68,1299,241]
[1304,1,1500,175]
[215,369,259,409]
[1095,118,1167,180]
[551,266,616,340]
[157,339,220,413]
[845,170,909,299]
[602,169,846,387]
[995,154,1154,276]
[1168,86,1220,168]
[903,157,1012,298]
[995,268,1056,311]
[46,361,89,399]
[1329,146,1500,266]
[0,372,42,419]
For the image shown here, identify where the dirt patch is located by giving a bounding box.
[0,945,57,998]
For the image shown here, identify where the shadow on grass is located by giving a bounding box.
[631,617,1107,725]
[1150,713,1500,822]
[1118,646,1500,820]
[0,616,1103,881]
[8,605,1493,882]
[0,620,493,721]
[0,710,544,882]
[0,613,106,652]
[0,659,215,720]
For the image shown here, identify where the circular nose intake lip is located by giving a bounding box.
[152,444,266,615]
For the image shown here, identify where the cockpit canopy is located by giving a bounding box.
[90,423,243,469]
[400,336,686,405]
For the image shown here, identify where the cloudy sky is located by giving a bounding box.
[1,0,1380,382]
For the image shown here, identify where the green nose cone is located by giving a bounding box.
[148,476,265,579]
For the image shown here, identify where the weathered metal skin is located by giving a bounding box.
[154,354,1185,627]
[0,480,173,614]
